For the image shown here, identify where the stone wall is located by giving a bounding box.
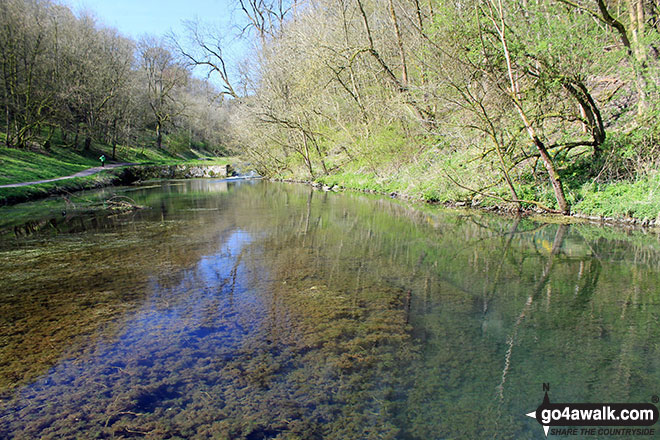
[0,164,237,206]
[120,164,234,183]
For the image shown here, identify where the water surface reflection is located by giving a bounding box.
[0,180,658,439]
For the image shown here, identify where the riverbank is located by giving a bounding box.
[274,176,660,232]
[255,118,659,230]
[0,143,223,186]
[0,162,236,206]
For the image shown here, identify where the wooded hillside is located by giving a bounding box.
[226,0,659,218]
[0,0,231,156]
[2,0,659,218]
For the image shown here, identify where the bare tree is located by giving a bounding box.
[172,21,240,100]
[138,37,189,148]
[0,0,57,148]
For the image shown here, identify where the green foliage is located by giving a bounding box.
[0,0,232,156]
[575,174,660,220]
[0,146,99,185]
[230,0,659,222]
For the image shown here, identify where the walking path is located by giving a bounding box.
[0,163,135,188]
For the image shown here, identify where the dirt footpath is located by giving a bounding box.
[0,163,135,188]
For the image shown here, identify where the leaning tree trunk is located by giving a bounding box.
[487,0,570,214]
[532,136,570,214]
[563,80,606,159]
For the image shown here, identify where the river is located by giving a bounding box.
[0,180,658,439]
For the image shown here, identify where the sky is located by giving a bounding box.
[65,0,251,86]
[68,0,235,40]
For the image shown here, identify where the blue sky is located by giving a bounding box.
[68,0,237,40]
[65,0,251,85]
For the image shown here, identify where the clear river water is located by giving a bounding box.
[0,179,658,439]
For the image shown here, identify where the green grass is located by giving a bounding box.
[0,169,126,206]
[0,137,234,186]
[574,173,660,220]
[0,146,99,185]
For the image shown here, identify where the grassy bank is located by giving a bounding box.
[0,133,236,205]
[0,141,232,186]
[0,146,100,186]
[312,165,660,225]
[0,170,127,206]
[269,126,660,227]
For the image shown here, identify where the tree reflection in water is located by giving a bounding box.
[0,181,658,439]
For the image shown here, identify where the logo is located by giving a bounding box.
[525,384,659,437]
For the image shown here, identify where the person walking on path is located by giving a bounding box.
[99,155,106,167]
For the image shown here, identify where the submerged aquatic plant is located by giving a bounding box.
[1,181,659,439]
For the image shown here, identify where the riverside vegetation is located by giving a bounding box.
[0,0,234,202]
[0,142,234,205]
[219,0,660,223]
[1,0,659,220]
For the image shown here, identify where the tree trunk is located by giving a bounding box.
[72,128,79,149]
[388,0,409,86]
[4,106,10,147]
[156,121,163,148]
[627,0,651,114]
[487,0,570,214]
[312,137,329,175]
[563,80,606,158]
[300,129,314,179]
[534,136,570,214]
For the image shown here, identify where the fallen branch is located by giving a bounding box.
[101,195,146,212]
[442,170,563,214]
